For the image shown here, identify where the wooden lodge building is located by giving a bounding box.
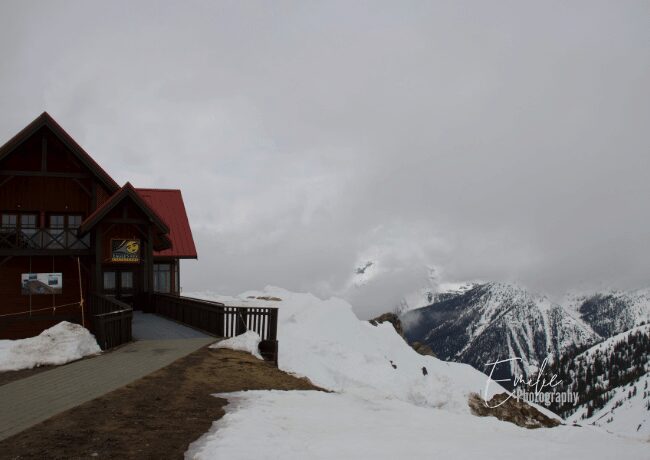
[0,112,198,340]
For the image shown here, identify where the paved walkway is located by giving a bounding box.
[0,314,216,441]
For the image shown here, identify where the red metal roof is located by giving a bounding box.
[136,188,198,259]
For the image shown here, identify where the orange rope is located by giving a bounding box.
[0,302,81,318]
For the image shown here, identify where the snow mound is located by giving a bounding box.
[210,331,262,359]
[0,321,101,372]
[189,287,514,415]
[187,391,649,460]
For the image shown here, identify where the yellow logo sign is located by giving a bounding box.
[111,239,141,263]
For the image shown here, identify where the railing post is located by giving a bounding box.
[235,308,247,335]
[216,306,224,337]
[268,308,278,341]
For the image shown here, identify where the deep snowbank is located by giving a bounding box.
[190,288,520,414]
[187,391,649,460]
[0,321,101,371]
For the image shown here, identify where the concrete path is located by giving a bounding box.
[132,311,211,340]
[0,315,216,441]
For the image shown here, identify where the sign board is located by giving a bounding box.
[21,273,62,295]
[111,239,141,263]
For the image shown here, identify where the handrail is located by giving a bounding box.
[0,228,90,250]
[92,308,132,317]
[88,293,133,350]
[152,293,279,364]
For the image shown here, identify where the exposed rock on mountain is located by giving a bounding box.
[369,313,404,337]
[468,392,561,429]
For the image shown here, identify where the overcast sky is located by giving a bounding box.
[0,1,648,317]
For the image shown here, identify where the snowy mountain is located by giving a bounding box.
[402,282,599,385]
[397,281,478,314]
[563,289,650,337]
[530,324,650,440]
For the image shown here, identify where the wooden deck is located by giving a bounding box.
[132,311,212,340]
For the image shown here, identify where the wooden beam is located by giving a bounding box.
[73,178,92,196]
[41,136,47,172]
[0,170,90,179]
[103,218,149,225]
[0,249,91,257]
[132,225,147,239]
[91,182,97,209]
[95,226,103,292]
[0,175,14,188]
[145,226,153,293]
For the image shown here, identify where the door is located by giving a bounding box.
[103,269,136,305]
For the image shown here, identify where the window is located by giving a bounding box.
[68,215,82,229]
[1,214,16,230]
[103,272,116,291]
[20,215,37,228]
[121,272,133,290]
[48,215,65,248]
[0,214,17,248]
[20,214,38,247]
[174,262,180,293]
[153,264,171,293]
[49,215,65,229]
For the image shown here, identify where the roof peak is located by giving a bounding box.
[0,112,120,192]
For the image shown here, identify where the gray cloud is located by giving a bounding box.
[1,1,648,317]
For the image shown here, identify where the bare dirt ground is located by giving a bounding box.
[0,347,320,459]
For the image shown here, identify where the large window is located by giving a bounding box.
[1,213,38,247]
[121,271,134,290]
[68,215,82,229]
[1,214,17,230]
[49,215,65,229]
[174,262,180,293]
[103,271,116,291]
[0,212,87,249]
[20,214,38,247]
[153,264,171,293]
[48,214,84,248]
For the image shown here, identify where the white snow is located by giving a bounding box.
[210,330,262,359]
[187,391,649,460]
[189,287,507,413]
[568,324,650,439]
[0,321,101,371]
[185,288,647,459]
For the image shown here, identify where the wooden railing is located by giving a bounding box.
[88,293,133,350]
[152,293,279,364]
[0,228,90,250]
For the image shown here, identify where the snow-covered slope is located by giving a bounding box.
[186,288,649,460]
[563,289,650,337]
[565,324,650,439]
[573,371,650,439]
[402,283,598,383]
[0,322,101,371]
